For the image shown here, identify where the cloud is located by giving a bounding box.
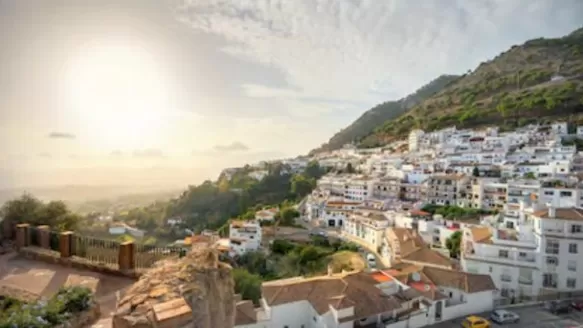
[176,0,583,102]
[132,149,166,158]
[213,142,250,152]
[48,132,76,140]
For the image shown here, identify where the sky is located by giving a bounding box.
[0,0,582,189]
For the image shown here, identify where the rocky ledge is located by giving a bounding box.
[113,247,235,328]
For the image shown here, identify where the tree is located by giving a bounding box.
[472,166,480,177]
[445,231,462,259]
[523,172,536,180]
[304,161,325,180]
[270,239,296,255]
[0,194,43,225]
[0,194,80,231]
[232,268,262,304]
[279,207,300,226]
[345,163,356,174]
[291,175,315,199]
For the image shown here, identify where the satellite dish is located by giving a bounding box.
[411,272,421,282]
[424,284,431,291]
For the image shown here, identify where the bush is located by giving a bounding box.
[0,286,93,328]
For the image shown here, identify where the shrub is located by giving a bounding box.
[0,286,93,328]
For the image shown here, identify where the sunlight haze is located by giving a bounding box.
[0,0,582,190]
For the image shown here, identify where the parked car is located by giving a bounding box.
[546,300,572,314]
[462,316,490,328]
[490,310,520,324]
[366,253,376,268]
[571,300,583,311]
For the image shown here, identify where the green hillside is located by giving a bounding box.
[310,74,459,153]
[359,27,583,147]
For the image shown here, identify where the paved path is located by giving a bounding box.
[428,305,583,328]
[0,252,134,328]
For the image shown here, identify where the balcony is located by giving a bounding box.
[518,277,533,285]
[464,252,538,268]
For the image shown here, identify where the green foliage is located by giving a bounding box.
[562,138,583,151]
[445,231,462,259]
[422,205,492,220]
[353,27,583,145]
[291,175,316,199]
[0,194,81,231]
[232,269,263,305]
[472,166,480,177]
[523,172,537,179]
[0,286,93,328]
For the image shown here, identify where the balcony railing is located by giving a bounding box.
[501,275,512,282]
[518,277,533,285]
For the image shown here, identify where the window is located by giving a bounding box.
[544,191,554,196]
[572,225,582,233]
[567,278,577,288]
[546,256,559,265]
[543,274,558,288]
[546,240,559,254]
[569,243,578,254]
[489,266,493,273]
[560,191,572,197]
[499,250,509,258]
[518,252,527,258]
[568,260,577,272]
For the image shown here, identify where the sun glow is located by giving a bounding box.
[65,44,172,150]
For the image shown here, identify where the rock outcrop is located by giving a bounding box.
[113,247,235,328]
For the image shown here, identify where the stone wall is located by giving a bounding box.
[113,247,235,328]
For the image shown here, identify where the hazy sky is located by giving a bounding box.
[0,0,582,188]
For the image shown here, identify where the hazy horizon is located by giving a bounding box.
[1,0,582,190]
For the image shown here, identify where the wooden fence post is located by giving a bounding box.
[15,223,30,249]
[118,241,135,272]
[60,231,74,258]
[37,225,50,249]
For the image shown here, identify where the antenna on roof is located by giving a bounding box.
[411,272,421,282]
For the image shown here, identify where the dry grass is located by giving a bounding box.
[328,251,366,273]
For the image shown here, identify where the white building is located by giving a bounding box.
[229,220,262,257]
[234,267,496,328]
[255,208,279,223]
[321,200,360,228]
[342,210,390,250]
[249,170,269,181]
[461,206,583,299]
[409,129,425,152]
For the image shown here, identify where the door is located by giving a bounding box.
[435,301,442,321]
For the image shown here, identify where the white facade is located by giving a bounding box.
[342,210,389,249]
[409,129,425,152]
[462,207,583,298]
[229,220,262,256]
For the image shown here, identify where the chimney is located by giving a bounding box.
[548,206,556,218]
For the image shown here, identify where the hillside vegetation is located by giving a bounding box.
[311,74,459,153]
[359,27,583,147]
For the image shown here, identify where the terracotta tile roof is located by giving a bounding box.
[370,271,393,283]
[401,248,454,269]
[262,272,406,319]
[421,267,496,293]
[469,227,492,244]
[235,301,257,325]
[383,264,495,295]
[409,210,431,217]
[387,228,426,257]
[533,207,583,221]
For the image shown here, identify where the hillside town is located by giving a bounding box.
[200,121,583,328]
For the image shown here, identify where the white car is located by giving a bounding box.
[366,253,376,267]
[489,310,519,324]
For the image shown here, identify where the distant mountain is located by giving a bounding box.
[310,74,459,154]
[359,27,583,147]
